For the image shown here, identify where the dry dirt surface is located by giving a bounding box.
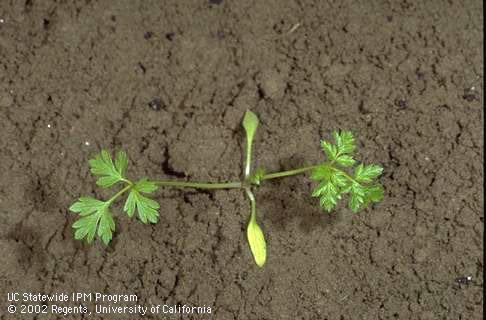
[0,1,483,319]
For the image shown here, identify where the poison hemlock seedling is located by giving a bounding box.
[70,111,384,267]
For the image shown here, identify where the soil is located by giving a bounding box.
[0,1,483,319]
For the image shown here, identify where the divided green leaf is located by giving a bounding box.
[335,154,355,167]
[69,197,105,216]
[313,131,384,213]
[321,131,356,166]
[354,164,383,183]
[312,181,339,212]
[333,130,355,155]
[124,179,159,224]
[362,184,384,206]
[89,150,128,188]
[331,171,349,188]
[310,164,333,181]
[348,182,365,212]
[320,140,338,161]
[311,165,348,212]
[347,182,384,212]
[114,150,128,177]
[133,178,158,193]
[70,197,115,244]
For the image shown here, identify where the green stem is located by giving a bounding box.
[153,180,242,189]
[244,187,257,222]
[329,166,359,185]
[121,177,132,184]
[106,179,241,207]
[261,165,320,181]
[114,163,356,194]
[107,184,132,204]
[245,142,252,178]
[261,163,360,185]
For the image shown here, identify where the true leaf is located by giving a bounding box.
[354,164,383,184]
[124,189,159,224]
[313,181,339,212]
[333,130,355,155]
[89,150,128,188]
[98,211,115,245]
[70,200,115,244]
[310,164,332,181]
[69,197,105,216]
[335,154,355,167]
[331,171,349,188]
[363,184,384,206]
[114,151,128,177]
[321,140,338,161]
[73,214,99,242]
[348,183,365,212]
[314,132,384,214]
[134,178,158,193]
[124,191,136,217]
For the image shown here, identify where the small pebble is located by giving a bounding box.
[144,31,153,40]
[394,98,408,108]
[165,32,175,41]
[0,18,4,23]
[462,87,478,102]
[148,97,163,111]
[84,141,90,146]
[216,30,225,39]
[455,276,472,285]
[47,124,51,128]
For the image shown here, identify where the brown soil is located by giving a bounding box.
[0,1,483,319]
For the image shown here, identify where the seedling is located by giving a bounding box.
[70,111,384,267]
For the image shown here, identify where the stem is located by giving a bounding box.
[106,179,241,207]
[245,142,252,178]
[153,180,242,189]
[107,184,132,204]
[260,163,359,185]
[329,166,359,184]
[244,187,257,222]
[134,163,355,192]
[121,177,132,184]
[261,165,320,181]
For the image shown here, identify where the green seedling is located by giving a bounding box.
[70,110,384,267]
